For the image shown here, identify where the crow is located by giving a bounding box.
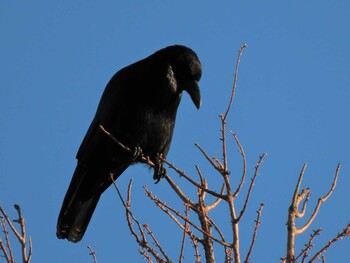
[57,45,202,242]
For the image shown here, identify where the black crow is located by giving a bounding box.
[57,45,202,242]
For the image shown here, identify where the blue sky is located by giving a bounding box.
[1,1,349,262]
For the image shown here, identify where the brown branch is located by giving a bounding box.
[295,189,311,219]
[144,186,191,234]
[0,205,32,263]
[144,186,231,248]
[205,214,231,262]
[295,228,322,263]
[0,239,12,263]
[285,164,308,263]
[309,223,350,262]
[161,159,225,200]
[230,132,247,199]
[224,44,248,120]
[112,178,145,245]
[164,175,196,208]
[139,249,154,263]
[197,179,215,263]
[296,164,340,235]
[236,154,266,223]
[143,224,170,262]
[195,143,224,173]
[285,163,342,263]
[191,235,201,263]
[0,216,14,263]
[179,205,189,263]
[225,249,233,263]
[99,125,132,153]
[244,203,264,263]
[221,44,248,181]
[13,204,31,263]
[112,178,168,262]
[87,246,98,263]
[205,183,226,211]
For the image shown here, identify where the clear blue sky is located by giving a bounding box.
[1,1,349,262]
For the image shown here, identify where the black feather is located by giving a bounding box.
[57,45,202,242]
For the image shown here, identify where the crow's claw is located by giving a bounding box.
[153,163,166,184]
[131,146,143,163]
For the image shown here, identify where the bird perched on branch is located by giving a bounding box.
[57,45,202,242]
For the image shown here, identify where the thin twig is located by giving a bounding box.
[0,216,14,263]
[195,143,225,173]
[144,186,231,247]
[309,223,350,262]
[244,203,264,263]
[164,175,196,208]
[224,44,248,120]
[0,205,32,263]
[236,154,266,223]
[99,125,132,152]
[143,224,171,262]
[87,246,98,263]
[112,178,169,262]
[296,228,322,263]
[112,178,144,244]
[162,159,225,200]
[179,205,190,263]
[139,249,154,263]
[230,132,247,199]
[220,44,248,188]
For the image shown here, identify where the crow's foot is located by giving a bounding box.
[153,162,166,184]
[130,146,143,163]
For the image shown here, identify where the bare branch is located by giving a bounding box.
[162,159,225,200]
[220,44,248,180]
[230,132,247,198]
[244,203,264,263]
[0,205,32,263]
[295,189,310,218]
[0,216,14,263]
[191,236,201,263]
[112,178,144,244]
[195,143,224,173]
[144,186,231,248]
[87,246,98,263]
[143,224,170,262]
[179,205,189,263]
[296,164,340,235]
[205,183,226,211]
[285,164,308,262]
[309,223,350,262]
[284,163,343,263]
[139,249,154,263]
[164,175,196,208]
[236,153,266,223]
[295,228,322,262]
[112,178,169,262]
[224,44,248,120]
[99,125,132,153]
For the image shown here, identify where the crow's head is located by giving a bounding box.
[161,45,202,109]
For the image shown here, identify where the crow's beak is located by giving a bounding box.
[186,80,201,109]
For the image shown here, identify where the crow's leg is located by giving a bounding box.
[153,156,166,183]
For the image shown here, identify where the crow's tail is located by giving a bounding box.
[56,164,102,243]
